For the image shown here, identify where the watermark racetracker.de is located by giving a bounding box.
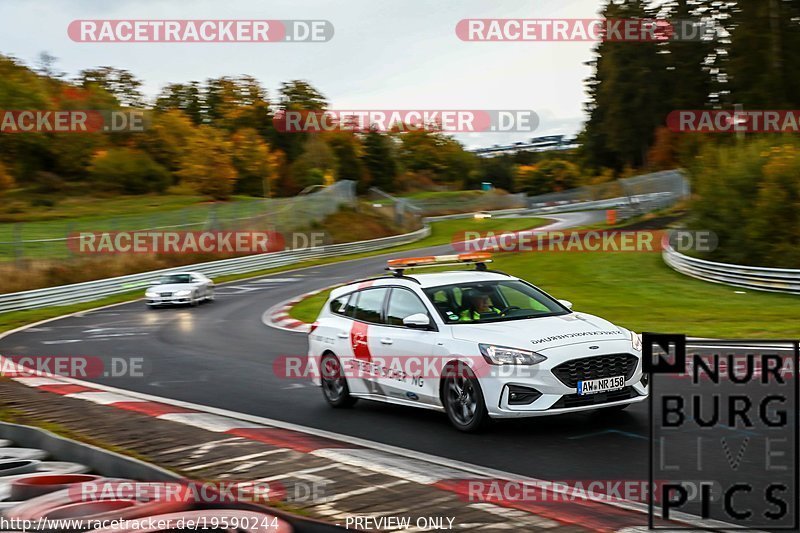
[273,109,539,133]
[68,19,334,43]
[0,110,148,133]
[456,18,713,42]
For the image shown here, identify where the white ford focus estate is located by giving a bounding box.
[307,254,648,431]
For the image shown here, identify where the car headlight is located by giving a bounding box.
[630,331,642,352]
[175,290,191,297]
[145,291,156,297]
[479,344,546,365]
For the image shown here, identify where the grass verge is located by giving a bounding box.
[289,249,800,338]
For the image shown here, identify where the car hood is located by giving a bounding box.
[449,312,629,351]
[149,283,195,292]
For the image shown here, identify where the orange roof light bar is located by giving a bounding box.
[386,253,493,271]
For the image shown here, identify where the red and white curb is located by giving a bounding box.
[263,287,340,334]
[0,356,739,533]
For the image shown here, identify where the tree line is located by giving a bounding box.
[0,55,589,201]
[580,0,800,267]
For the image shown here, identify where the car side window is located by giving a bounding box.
[386,289,429,326]
[329,294,350,316]
[351,288,389,324]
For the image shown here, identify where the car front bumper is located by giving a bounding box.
[146,295,193,306]
[478,347,649,419]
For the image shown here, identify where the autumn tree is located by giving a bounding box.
[137,110,197,177]
[177,126,238,200]
[0,160,14,193]
[514,160,581,195]
[231,128,275,197]
[290,136,337,190]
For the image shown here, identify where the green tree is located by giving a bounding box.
[361,128,398,190]
[398,130,476,188]
[581,0,671,170]
[326,132,366,191]
[155,82,203,125]
[275,80,327,162]
[89,148,170,194]
[724,0,800,108]
[79,67,145,107]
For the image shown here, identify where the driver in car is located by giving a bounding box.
[460,292,501,322]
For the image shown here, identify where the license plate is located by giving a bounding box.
[577,375,625,395]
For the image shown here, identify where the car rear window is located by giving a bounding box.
[329,294,350,316]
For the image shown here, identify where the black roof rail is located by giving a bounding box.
[347,273,421,285]
[384,269,422,284]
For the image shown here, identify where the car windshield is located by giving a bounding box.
[423,280,568,324]
[159,274,193,285]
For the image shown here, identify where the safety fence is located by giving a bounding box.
[662,244,800,295]
[0,180,356,263]
[527,170,689,218]
[0,225,431,313]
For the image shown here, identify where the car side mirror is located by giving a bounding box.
[558,299,573,310]
[403,313,432,329]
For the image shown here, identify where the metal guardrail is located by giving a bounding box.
[662,244,800,295]
[0,225,432,313]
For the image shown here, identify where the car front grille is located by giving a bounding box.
[552,386,639,409]
[160,292,172,297]
[552,353,638,388]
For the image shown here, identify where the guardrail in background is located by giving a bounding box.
[663,244,800,295]
[0,170,694,313]
[0,225,431,314]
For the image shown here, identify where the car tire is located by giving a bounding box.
[190,292,199,307]
[320,354,357,408]
[442,361,489,433]
[206,289,215,303]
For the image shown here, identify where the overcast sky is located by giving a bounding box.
[0,0,604,148]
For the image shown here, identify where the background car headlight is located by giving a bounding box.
[630,331,643,351]
[479,344,546,365]
[175,290,191,297]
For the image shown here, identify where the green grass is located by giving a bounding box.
[388,216,548,251]
[0,192,333,261]
[289,251,800,338]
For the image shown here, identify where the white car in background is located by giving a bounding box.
[145,272,215,307]
[308,253,647,432]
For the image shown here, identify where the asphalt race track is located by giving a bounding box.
[1,210,794,524]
